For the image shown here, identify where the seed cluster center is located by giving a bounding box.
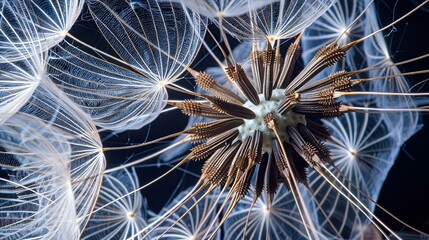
[237,89,306,153]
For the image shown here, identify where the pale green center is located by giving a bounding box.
[237,89,306,153]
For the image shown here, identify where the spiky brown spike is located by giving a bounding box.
[202,142,241,186]
[234,136,252,172]
[223,50,237,84]
[232,64,260,105]
[302,142,319,168]
[272,141,291,190]
[190,129,238,160]
[277,36,302,89]
[333,75,353,91]
[277,92,298,115]
[318,88,336,105]
[292,102,342,118]
[297,124,332,165]
[238,166,256,198]
[315,44,345,62]
[316,141,333,165]
[286,126,314,168]
[306,119,332,140]
[255,153,269,199]
[267,155,280,201]
[206,96,256,119]
[194,72,244,104]
[297,71,350,92]
[286,43,346,92]
[263,42,276,100]
[285,143,309,186]
[185,118,244,143]
[297,88,335,106]
[249,130,263,164]
[272,140,308,186]
[272,141,288,172]
[168,100,230,119]
[287,125,321,170]
[201,145,228,182]
[250,44,264,93]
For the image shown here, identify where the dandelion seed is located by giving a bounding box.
[82,168,147,239]
[189,0,338,41]
[301,0,368,75]
[165,0,278,18]
[48,0,206,131]
[0,0,84,63]
[0,1,49,123]
[149,188,221,239]
[310,104,403,238]
[0,111,104,239]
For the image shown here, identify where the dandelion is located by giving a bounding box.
[0,110,104,239]
[0,3,106,232]
[0,1,51,122]
[0,0,428,239]
[48,0,205,131]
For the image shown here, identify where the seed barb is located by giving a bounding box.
[232,64,260,105]
[263,42,276,100]
[184,118,245,143]
[248,130,263,165]
[202,142,241,186]
[276,34,302,89]
[206,95,256,119]
[267,155,280,202]
[306,119,332,141]
[255,153,269,199]
[264,112,277,130]
[250,43,264,93]
[194,71,244,104]
[286,42,346,92]
[168,100,229,119]
[297,70,352,92]
[190,129,239,160]
[272,140,309,186]
[293,102,342,118]
[277,92,298,114]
